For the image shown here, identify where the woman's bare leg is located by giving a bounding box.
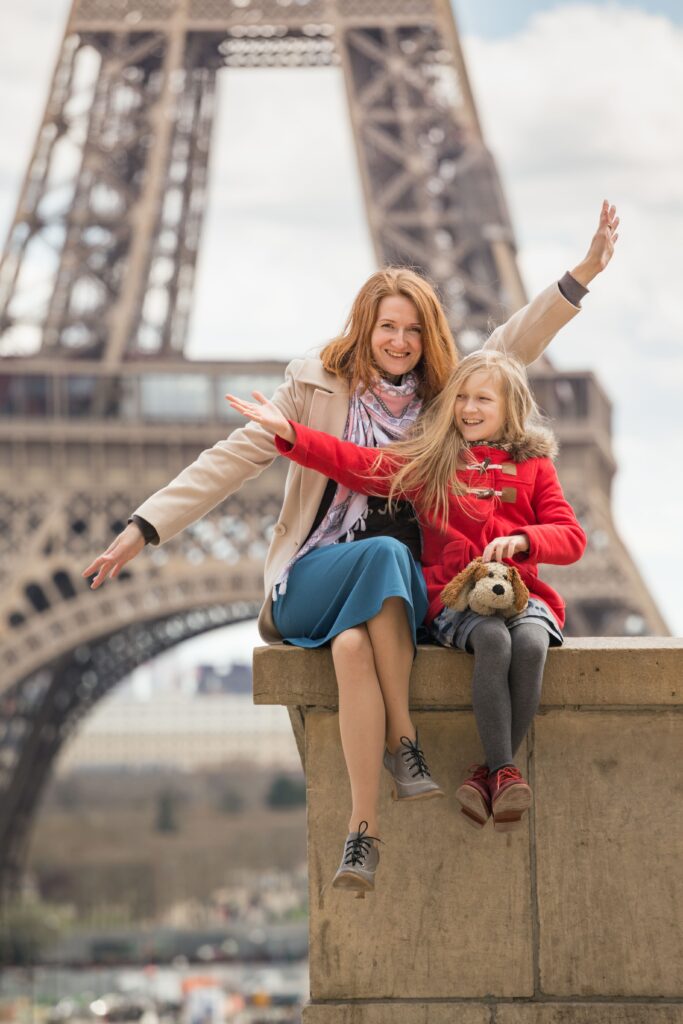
[365,596,416,753]
[331,625,386,836]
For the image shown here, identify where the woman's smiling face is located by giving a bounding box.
[370,295,423,379]
[454,369,506,442]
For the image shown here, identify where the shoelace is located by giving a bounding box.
[466,763,490,783]
[493,764,522,786]
[343,820,380,867]
[399,735,431,778]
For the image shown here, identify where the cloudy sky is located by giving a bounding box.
[1,0,681,660]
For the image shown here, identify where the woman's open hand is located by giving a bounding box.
[225,391,296,443]
[571,200,620,285]
[82,522,146,590]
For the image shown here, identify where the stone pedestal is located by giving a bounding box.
[253,639,683,1023]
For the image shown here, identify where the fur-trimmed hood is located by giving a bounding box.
[465,424,558,462]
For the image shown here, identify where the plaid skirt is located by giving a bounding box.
[429,596,564,652]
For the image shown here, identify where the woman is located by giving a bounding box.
[83,200,619,895]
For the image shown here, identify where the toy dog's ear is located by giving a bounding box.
[509,566,529,613]
[441,557,483,611]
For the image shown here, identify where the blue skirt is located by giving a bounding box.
[272,536,428,648]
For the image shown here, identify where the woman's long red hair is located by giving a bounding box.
[320,267,456,401]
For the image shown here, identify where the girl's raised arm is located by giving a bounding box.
[226,391,398,499]
[225,390,296,443]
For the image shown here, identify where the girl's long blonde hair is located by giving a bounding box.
[377,349,550,528]
[320,267,456,401]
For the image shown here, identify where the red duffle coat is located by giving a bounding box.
[275,422,586,628]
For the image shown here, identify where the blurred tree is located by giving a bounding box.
[216,787,245,815]
[0,898,65,965]
[266,774,306,809]
[155,788,180,832]
[52,776,86,811]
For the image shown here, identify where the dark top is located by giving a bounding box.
[129,271,588,551]
[304,481,422,561]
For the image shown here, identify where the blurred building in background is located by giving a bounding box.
[57,665,299,773]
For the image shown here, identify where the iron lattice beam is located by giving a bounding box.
[0,28,221,362]
[339,18,525,343]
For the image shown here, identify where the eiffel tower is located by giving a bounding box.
[0,0,667,897]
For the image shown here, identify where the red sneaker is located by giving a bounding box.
[488,765,532,832]
[455,764,491,829]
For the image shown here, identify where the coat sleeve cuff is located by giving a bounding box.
[128,515,160,546]
[513,528,536,563]
[274,435,293,454]
[558,271,589,308]
[276,421,311,458]
[274,421,299,455]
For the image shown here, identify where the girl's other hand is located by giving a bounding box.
[82,522,146,590]
[571,199,620,285]
[482,534,529,563]
[225,391,296,444]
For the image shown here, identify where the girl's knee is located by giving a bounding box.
[469,616,512,654]
[511,623,549,658]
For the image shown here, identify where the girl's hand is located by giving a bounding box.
[570,200,620,285]
[225,391,296,444]
[82,522,146,590]
[482,534,529,563]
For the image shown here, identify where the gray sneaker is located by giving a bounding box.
[383,733,445,802]
[332,821,380,899]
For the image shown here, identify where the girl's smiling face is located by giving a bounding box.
[454,369,506,442]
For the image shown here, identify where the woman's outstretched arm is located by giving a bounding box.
[82,359,313,588]
[568,199,619,286]
[483,199,619,364]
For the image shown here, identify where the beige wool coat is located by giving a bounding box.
[134,280,582,642]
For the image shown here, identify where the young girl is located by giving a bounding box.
[227,349,586,839]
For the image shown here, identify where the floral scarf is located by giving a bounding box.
[273,372,423,597]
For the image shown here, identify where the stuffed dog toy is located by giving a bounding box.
[441,557,529,618]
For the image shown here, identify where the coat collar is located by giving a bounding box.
[297,371,350,527]
[465,426,558,462]
[290,357,348,393]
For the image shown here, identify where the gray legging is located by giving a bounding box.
[466,616,549,772]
